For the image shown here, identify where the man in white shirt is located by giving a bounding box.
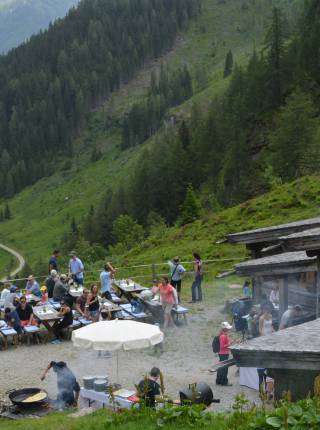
[100,262,116,300]
[69,251,84,285]
[168,256,186,303]
[0,283,10,301]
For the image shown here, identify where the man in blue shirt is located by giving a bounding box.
[4,307,22,334]
[168,256,186,303]
[68,251,84,285]
[100,262,116,300]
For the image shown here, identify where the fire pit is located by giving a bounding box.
[0,388,51,420]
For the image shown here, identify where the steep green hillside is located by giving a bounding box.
[0,0,299,271]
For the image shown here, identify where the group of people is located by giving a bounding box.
[166,253,204,304]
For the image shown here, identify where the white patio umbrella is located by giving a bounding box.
[72,320,164,380]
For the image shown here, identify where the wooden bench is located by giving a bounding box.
[23,325,40,345]
[0,326,18,349]
[172,305,189,324]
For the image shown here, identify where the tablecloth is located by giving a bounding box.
[80,388,135,409]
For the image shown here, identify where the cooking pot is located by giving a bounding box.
[8,388,49,408]
[179,382,219,406]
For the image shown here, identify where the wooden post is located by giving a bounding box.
[279,275,289,319]
[316,257,320,318]
[152,263,156,281]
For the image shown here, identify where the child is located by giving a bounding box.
[40,286,49,304]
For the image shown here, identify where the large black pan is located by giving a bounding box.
[8,388,48,408]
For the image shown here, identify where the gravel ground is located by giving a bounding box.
[0,304,259,411]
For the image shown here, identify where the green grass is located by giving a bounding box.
[0,246,15,279]
[0,0,302,274]
[105,176,320,282]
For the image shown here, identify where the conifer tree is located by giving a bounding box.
[4,203,11,220]
[179,184,202,225]
[223,50,234,78]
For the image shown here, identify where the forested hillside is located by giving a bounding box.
[0,0,315,274]
[0,0,79,53]
[73,0,320,253]
[0,0,200,198]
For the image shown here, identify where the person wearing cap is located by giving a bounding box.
[4,307,22,334]
[53,274,69,302]
[51,300,73,344]
[45,270,58,299]
[279,305,303,330]
[41,361,80,409]
[168,257,186,303]
[26,275,41,297]
[69,251,84,286]
[216,321,233,386]
[49,249,60,273]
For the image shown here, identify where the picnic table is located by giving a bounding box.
[25,293,41,304]
[33,304,61,338]
[113,280,147,301]
[69,286,84,298]
[101,299,122,313]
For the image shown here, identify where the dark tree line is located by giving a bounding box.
[0,0,201,197]
[121,64,193,149]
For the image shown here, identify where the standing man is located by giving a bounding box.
[49,250,60,273]
[68,251,84,285]
[45,269,58,299]
[100,262,116,301]
[190,252,203,303]
[168,257,186,303]
[41,361,80,409]
[216,321,233,386]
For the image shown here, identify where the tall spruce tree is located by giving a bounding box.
[223,50,234,78]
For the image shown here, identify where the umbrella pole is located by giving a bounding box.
[116,350,119,382]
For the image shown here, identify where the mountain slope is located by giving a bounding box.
[0,0,302,270]
[0,0,80,53]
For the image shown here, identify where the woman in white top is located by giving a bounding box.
[269,286,279,307]
[259,306,274,336]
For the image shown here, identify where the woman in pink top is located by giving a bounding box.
[216,321,232,386]
[159,276,178,329]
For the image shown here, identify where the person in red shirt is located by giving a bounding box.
[159,276,178,329]
[216,321,233,386]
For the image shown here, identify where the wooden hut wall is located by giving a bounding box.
[253,272,316,312]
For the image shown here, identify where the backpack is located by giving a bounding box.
[212,335,220,353]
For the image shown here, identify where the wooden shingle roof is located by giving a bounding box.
[227,217,320,245]
[235,251,316,276]
[231,319,320,370]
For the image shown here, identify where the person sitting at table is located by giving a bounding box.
[51,300,73,344]
[41,361,80,409]
[4,307,23,334]
[40,286,49,304]
[159,277,178,329]
[53,274,69,302]
[100,308,113,321]
[3,285,18,310]
[137,367,161,408]
[86,284,100,322]
[26,275,41,297]
[75,288,89,318]
[16,297,37,327]
[100,262,116,301]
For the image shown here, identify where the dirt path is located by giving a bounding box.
[0,243,25,282]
